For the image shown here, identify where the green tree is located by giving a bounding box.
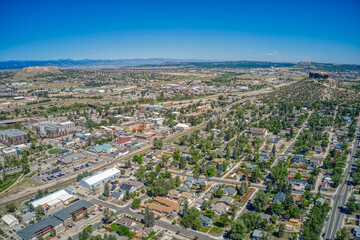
[132,198,141,209]
[144,207,155,227]
[5,203,16,213]
[295,172,302,180]
[228,220,248,240]
[201,200,211,210]
[253,190,268,212]
[278,223,285,237]
[335,227,349,240]
[103,183,110,197]
[205,209,215,218]
[179,156,187,169]
[181,207,201,230]
[345,196,360,214]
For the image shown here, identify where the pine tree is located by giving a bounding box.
[103,183,110,197]
[278,223,285,237]
[179,156,186,169]
[272,145,276,156]
[144,207,155,227]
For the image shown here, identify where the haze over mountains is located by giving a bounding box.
[0,59,359,71]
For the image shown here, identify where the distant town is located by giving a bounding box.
[0,61,359,240]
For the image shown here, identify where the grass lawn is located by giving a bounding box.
[109,223,136,238]
[143,231,156,240]
[233,194,240,200]
[209,226,223,236]
[199,227,209,233]
[0,173,21,192]
[48,148,61,154]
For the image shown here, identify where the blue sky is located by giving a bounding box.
[0,0,359,63]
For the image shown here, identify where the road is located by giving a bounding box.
[324,118,360,240]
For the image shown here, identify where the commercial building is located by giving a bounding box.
[123,122,153,132]
[53,200,96,227]
[1,214,19,228]
[59,121,75,132]
[78,167,121,189]
[30,190,76,215]
[36,123,67,138]
[16,216,65,240]
[0,129,28,146]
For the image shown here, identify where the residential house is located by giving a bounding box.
[291,155,307,165]
[320,181,330,190]
[288,177,307,190]
[211,202,229,215]
[120,183,137,193]
[252,229,265,239]
[316,197,325,205]
[285,218,303,232]
[258,152,269,162]
[273,192,286,203]
[223,187,237,196]
[249,128,267,137]
[218,196,234,205]
[200,215,213,227]
[167,190,181,200]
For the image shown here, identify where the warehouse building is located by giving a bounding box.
[1,214,19,228]
[53,200,96,227]
[16,216,65,240]
[30,190,76,215]
[78,167,121,189]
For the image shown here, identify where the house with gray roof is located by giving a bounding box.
[288,177,307,190]
[200,215,213,227]
[21,212,36,224]
[203,193,212,201]
[316,197,325,205]
[218,196,234,205]
[178,186,190,192]
[273,192,286,203]
[252,229,265,239]
[223,187,236,196]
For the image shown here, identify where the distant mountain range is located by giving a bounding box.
[0,59,359,71]
[0,58,202,70]
[149,61,360,71]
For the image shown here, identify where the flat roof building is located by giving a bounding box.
[78,167,120,189]
[30,190,75,209]
[16,216,65,240]
[53,200,96,226]
[0,129,28,146]
[2,214,19,228]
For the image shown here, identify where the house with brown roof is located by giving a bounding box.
[144,197,180,214]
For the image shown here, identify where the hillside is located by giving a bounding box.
[293,61,360,71]
[262,77,359,105]
[13,66,62,79]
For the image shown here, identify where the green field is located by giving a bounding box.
[48,148,61,154]
[0,172,21,192]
